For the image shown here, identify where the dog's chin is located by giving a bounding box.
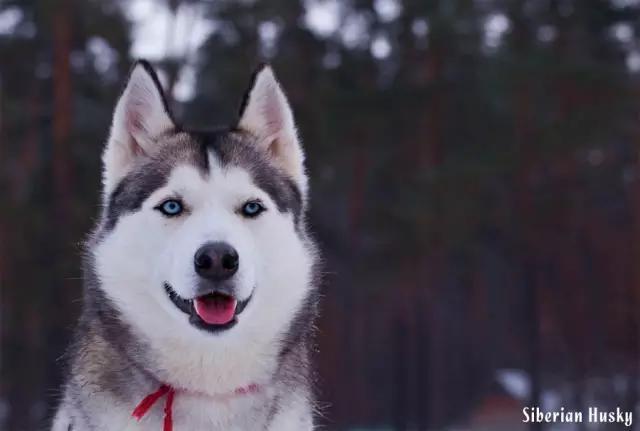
[163,282,252,333]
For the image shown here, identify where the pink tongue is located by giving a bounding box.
[194,295,237,325]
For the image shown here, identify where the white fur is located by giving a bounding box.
[56,386,311,430]
[238,66,308,195]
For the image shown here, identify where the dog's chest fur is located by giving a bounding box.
[53,319,314,430]
[58,384,310,431]
[56,389,311,431]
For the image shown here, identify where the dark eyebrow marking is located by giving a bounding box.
[103,166,169,232]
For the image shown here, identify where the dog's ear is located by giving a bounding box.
[237,65,307,194]
[102,61,175,195]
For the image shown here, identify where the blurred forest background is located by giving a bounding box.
[1,0,640,430]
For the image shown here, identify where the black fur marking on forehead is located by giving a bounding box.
[193,129,304,223]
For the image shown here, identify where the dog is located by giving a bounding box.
[51,60,320,430]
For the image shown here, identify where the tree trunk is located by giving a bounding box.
[45,0,76,425]
[53,1,73,213]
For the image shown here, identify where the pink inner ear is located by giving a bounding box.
[261,89,284,138]
[124,102,149,156]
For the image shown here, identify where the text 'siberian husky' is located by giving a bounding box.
[52,61,321,431]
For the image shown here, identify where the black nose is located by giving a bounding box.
[194,242,239,281]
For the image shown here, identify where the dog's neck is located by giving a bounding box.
[131,382,264,430]
[70,283,313,429]
[84,282,278,394]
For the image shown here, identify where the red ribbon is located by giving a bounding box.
[132,383,260,430]
[132,384,175,431]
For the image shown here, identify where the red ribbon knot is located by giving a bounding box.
[132,384,175,431]
[131,383,260,430]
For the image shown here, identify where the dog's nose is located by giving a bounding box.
[194,242,239,281]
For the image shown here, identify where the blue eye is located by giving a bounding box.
[158,199,183,217]
[241,201,265,218]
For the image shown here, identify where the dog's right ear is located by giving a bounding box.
[237,65,307,195]
[102,61,175,196]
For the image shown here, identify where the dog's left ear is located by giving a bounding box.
[103,61,175,196]
[237,65,307,194]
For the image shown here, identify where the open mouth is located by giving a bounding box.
[164,283,252,332]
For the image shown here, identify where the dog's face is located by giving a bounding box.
[91,62,315,377]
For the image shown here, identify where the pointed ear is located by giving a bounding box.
[237,65,307,194]
[102,60,175,195]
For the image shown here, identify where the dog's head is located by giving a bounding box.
[90,61,317,389]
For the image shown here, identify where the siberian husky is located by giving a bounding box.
[52,61,320,431]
